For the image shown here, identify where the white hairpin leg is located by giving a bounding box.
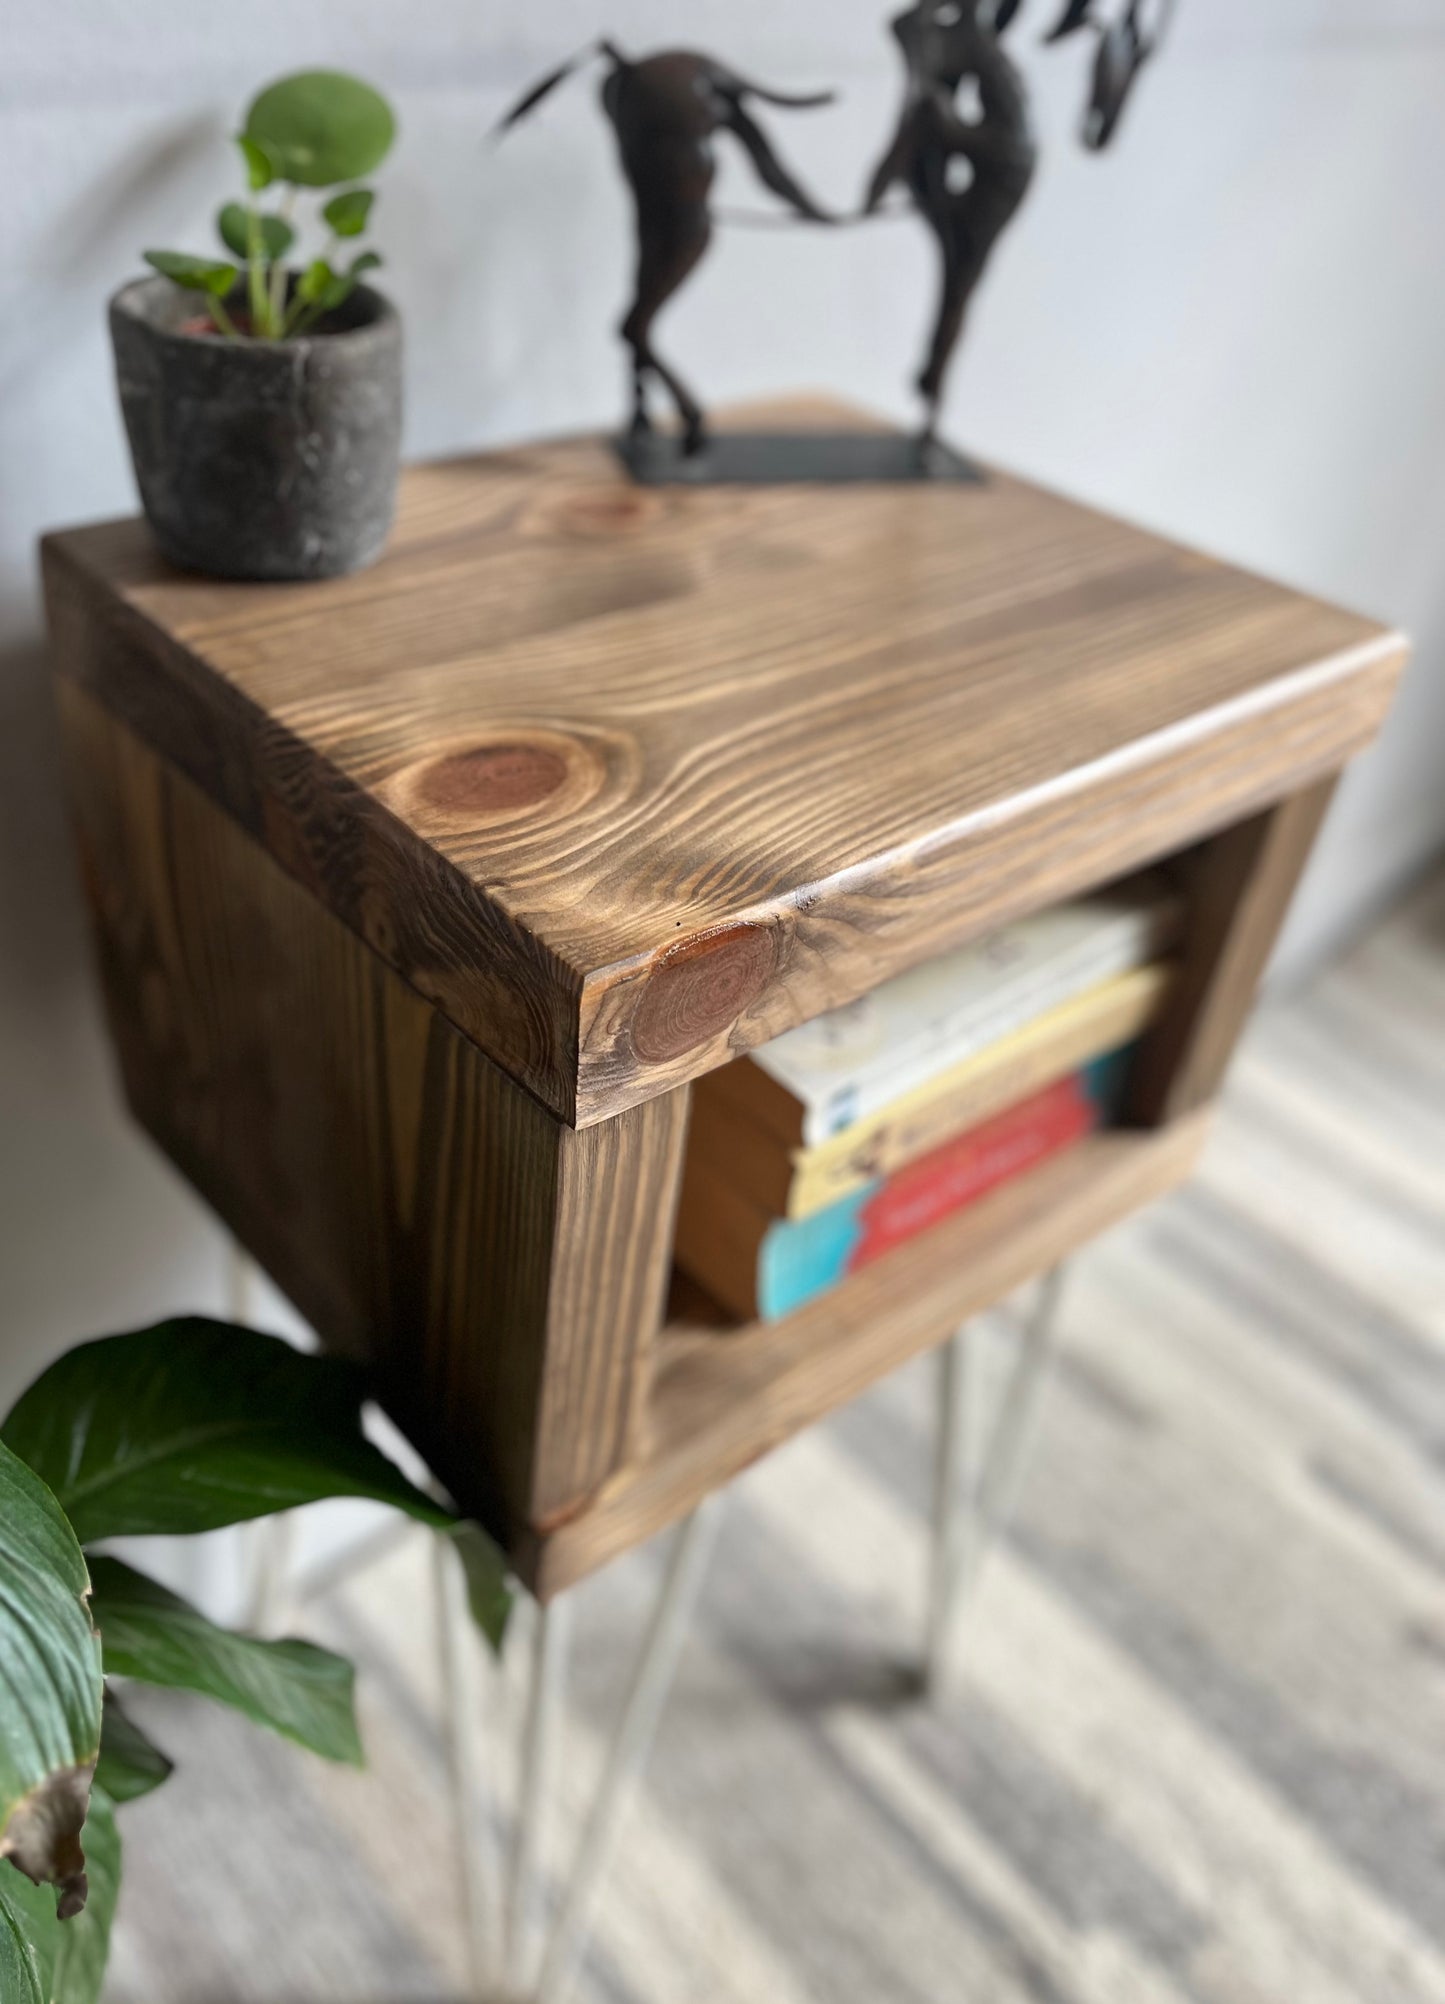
[526,1496,723,2004]
[924,1318,979,1696]
[504,1597,573,1991]
[925,1264,1070,1697]
[433,1535,505,1996]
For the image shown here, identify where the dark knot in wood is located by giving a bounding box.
[419,741,571,817]
[631,923,777,1063]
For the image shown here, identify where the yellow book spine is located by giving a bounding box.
[784,963,1172,1219]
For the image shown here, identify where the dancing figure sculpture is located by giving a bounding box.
[865,3,1039,446]
[499,43,834,457]
[499,8,1178,479]
[1048,0,1176,150]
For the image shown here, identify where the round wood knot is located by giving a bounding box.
[555,489,663,539]
[631,925,777,1063]
[418,741,570,817]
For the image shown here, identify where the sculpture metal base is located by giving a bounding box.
[616,428,982,487]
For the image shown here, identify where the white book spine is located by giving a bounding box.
[801,911,1163,1145]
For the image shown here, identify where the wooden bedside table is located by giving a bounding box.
[42,401,1405,1998]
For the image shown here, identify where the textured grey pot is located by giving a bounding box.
[109,275,403,581]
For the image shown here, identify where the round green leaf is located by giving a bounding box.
[295,256,336,306]
[87,1558,362,1767]
[217,203,295,263]
[142,251,238,298]
[1,1321,453,1544]
[0,1444,102,1909]
[243,70,396,188]
[235,134,276,192]
[322,187,374,238]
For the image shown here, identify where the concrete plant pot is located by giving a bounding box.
[109,274,402,581]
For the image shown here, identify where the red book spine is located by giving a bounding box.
[847,1072,1100,1274]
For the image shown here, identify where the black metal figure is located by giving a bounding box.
[865,3,1039,447]
[499,43,835,456]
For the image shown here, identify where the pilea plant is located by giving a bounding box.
[0,1319,510,2004]
[144,70,396,339]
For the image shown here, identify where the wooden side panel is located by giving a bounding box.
[537,1094,690,1527]
[1129,778,1337,1125]
[55,681,686,1540]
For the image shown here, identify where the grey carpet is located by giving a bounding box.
[105,867,1445,2003]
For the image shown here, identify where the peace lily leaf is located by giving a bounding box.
[217,203,295,263]
[0,1443,101,1910]
[1,1320,454,1544]
[88,1558,362,1766]
[0,1869,44,2004]
[449,1523,513,1657]
[142,251,238,298]
[0,1790,120,2004]
[323,187,374,238]
[244,70,396,188]
[92,1692,170,1807]
[235,134,276,192]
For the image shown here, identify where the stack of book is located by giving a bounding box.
[675,878,1179,1322]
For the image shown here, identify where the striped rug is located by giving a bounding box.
[106,867,1445,2004]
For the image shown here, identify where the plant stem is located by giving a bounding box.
[282,232,342,339]
[268,187,295,332]
[209,297,242,339]
[246,202,270,337]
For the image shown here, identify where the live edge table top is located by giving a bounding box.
[43,400,1405,1129]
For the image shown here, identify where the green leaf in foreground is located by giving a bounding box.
[92,1693,170,1808]
[2,1321,454,1544]
[0,1443,102,1907]
[141,251,238,298]
[0,1790,120,2004]
[449,1523,514,1657]
[217,203,295,263]
[0,1870,44,2004]
[243,70,396,188]
[88,1557,362,1766]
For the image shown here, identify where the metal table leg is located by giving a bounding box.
[925,1264,1070,1696]
[504,1597,573,1990]
[531,1496,723,2004]
[434,1535,505,1995]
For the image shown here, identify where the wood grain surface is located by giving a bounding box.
[42,399,1407,1126]
[57,683,688,1539]
[524,1114,1211,1597]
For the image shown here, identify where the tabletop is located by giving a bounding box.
[43,400,1405,1126]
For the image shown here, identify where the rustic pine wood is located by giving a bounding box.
[45,403,1407,1597]
[1127,780,1339,1125]
[42,399,1406,1129]
[523,1115,1210,1597]
[57,683,688,1539]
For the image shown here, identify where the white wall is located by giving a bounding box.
[2,0,1442,1408]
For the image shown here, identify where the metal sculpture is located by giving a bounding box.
[498,42,835,458]
[498,6,1177,479]
[865,3,1039,449]
[1047,0,1176,149]
[866,0,1175,445]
